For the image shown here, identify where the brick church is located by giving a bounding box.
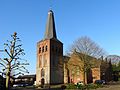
[36,10,112,85]
[36,10,64,85]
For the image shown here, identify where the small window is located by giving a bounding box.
[41,68,45,77]
[42,46,44,52]
[93,77,97,79]
[45,46,47,52]
[39,47,41,53]
[39,56,41,68]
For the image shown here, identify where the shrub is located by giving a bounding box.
[66,84,77,89]
[61,85,66,89]
[66,83,103,90]
[86,84,97,89]
[85,83,103,89]
[76,84,85,90]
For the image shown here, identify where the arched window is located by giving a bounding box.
[42,46,44,52]
[44,54,47,66]
[39,47,41,53]
[45,45,47,52]
[41,68,45,77]
[39,55,41,68]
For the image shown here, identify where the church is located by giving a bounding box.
[36,10,113,85]
[36,10,64,85]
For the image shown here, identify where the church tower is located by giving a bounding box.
[36,10,64,85]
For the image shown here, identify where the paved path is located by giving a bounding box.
[95,81,120,90]
[96,85,120,90]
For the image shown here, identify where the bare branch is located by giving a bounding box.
[4,49,12,59]
[0,32,29,89]
[0,58,7,65]
[13,72,24,77]
[71,36,106,58]
[0,63,6,68]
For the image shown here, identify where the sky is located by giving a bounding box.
[0,0,120,74]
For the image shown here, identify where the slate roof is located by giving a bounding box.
[44,10,57,40]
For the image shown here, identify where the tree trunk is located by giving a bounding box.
[83,59,87,85]
[6,65,10,90]
[6,72,10,90]
[83,71,87,85]
[83,71,85,85]
[83,57,86,85]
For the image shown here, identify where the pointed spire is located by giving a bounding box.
[44,10,57,40]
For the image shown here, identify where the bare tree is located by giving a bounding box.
[70,36,106,58]
[0,32,29,90]
[69,36,106,84]
[107,55,120,64]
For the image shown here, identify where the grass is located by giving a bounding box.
[66,83,103,90]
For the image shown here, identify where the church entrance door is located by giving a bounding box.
[41,78,44,88]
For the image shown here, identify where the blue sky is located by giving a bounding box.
[0,0,120,74]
